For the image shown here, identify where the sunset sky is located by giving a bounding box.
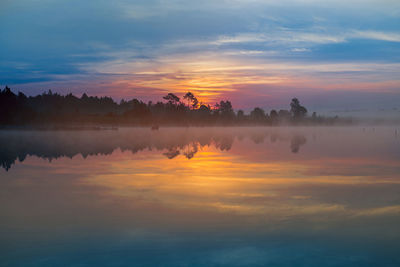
[1,0,400,111]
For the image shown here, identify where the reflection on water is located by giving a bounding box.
[0,127,399,266]
[0,128,309,170]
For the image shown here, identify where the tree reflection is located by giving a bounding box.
[182,143,198,159]
[0,128,307,170]
[163,148,180,159]
[290,135,307,153]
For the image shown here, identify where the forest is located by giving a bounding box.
[0,86,348,126]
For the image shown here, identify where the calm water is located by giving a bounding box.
[0,127,399,267]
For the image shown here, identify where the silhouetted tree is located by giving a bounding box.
[123,99,151,123]
[250,107,266,122]
[278,109,291,121]
[215,100,234,123]
[237,110,245,122]
[290,98,307,119]
[183,92,199,110]
[196,104,212,123]
[163,93,181,106]
[0,87,346,127]
[270,109,278,124]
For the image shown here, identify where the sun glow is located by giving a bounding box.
[72,139,400,217]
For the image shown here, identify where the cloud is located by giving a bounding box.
[291,48,311,52]
[352,31,400,42]
[1,0,399,109]
[211,30,400,48]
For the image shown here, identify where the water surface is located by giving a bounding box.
[0,127,399,266]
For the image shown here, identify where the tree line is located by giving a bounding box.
[0,86,347,126]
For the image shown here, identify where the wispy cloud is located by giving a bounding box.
[352,31,400,42]
[211,30,400,48]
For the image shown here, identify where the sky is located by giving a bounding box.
[1,0,400,112]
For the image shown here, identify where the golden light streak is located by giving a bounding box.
[74,145,400,217]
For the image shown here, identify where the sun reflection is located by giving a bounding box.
[77,143,400,219]
[1,126,400,267]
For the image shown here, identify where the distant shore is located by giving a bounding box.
[2,86,398,127]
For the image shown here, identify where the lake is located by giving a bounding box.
[0,127,399,267]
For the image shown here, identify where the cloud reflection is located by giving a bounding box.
[0,127,399,266]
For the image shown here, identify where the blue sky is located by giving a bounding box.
[1,0,400,111]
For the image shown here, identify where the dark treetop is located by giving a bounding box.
[0,86,347,127]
